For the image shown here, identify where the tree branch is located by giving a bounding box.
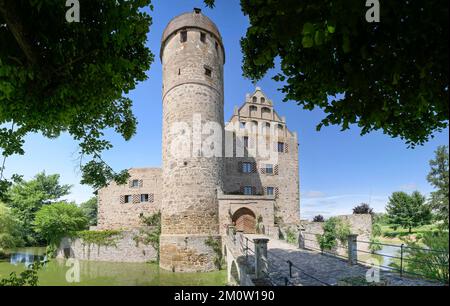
[0,0,39,65]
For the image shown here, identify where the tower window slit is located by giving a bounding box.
[180,30,187,43]
[204,67,212,77]
[200,32,206,43]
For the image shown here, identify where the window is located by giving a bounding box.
[180,30,187,43]
[140,194,149,203]
[261,97,266,104]
[124,195,132,204]
[242,162,253,173]
[262,107,271,117]
[131,179,139,188]
[249,105,257,112]
[278,124,284,131]
[243,186,253,195]
[200,32,206,43]
[277,142,285,153]
[215,42,219,53]
[204,67,212,77]
[266,187,274,196]
[252,96,257,103]
[240,122,246,129]
[265,164,274,174]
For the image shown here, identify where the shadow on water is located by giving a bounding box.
[0,247,226,286]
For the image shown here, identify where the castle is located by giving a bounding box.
[96,9,300,272]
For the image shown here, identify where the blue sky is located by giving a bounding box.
[3,0,449,220]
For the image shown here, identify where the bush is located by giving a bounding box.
[369,222,383,253]
[317,217,351,251]
[400,232,449,284]
[33,202,88,251]
[353,203,373,215]
[285,227,298,245]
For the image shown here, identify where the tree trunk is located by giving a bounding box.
[0,0,39,65]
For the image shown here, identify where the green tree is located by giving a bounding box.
[386,191,432,233]
[205,0,448,146]
[353,203,374,215]
[5,172,71,245]
[34,202,88,250]
[0,0,153,191]
[427,145,449,228]
[80,197,97,226]
[0,202,23,254]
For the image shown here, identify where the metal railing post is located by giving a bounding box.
[245,238,249,263]
[287,260,293,278]
[400,243,404,277]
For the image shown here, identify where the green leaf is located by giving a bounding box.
[314,30,325,46]
[302,22,314,35]
[302,35,314,48]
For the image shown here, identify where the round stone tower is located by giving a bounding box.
[159,8,225,272]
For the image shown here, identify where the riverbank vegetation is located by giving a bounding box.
[0,172,97,256]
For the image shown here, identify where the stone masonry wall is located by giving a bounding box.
[300,214,373,255]
[57,231,157,263]
[97,168,161,230]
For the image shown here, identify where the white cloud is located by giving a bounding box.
[300,193,388,221]
[399,183,418,191]
[302,190,326,198]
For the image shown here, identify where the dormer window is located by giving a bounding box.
[180,30,187,43]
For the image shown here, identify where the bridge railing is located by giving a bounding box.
[299,230,449,284]
[226,226,332,286]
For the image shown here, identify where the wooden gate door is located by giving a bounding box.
[233,208,256,234]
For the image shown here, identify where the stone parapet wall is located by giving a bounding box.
[300,214,373,254]
[57,231,157,263]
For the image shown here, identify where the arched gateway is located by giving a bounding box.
[232,208,256,234]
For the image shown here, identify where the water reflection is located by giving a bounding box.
[1,247,226,286]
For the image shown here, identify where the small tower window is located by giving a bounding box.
[215,42,219,53]
[204,66,212,77]
[261,97,266,104]
[252,96,257,103]
[200,32,206,43]
[180,30,187,43]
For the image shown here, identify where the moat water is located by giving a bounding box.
[0,247,226,286]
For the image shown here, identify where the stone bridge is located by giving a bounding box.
[223,227,439,286]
